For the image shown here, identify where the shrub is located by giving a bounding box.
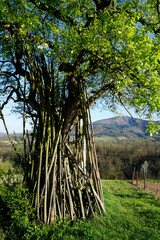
[0,178,35,239]
[0,161,13,175]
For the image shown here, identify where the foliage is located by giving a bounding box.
[1,180,160,239]
[0,161,13,175]
[0,0,160,134]
[0,177,35,239]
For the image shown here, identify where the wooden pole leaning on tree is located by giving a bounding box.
[87,96,104,204]
[26,111,106,224]
[81,105,103,204]
[4,69,105,224]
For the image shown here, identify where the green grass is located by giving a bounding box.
[101,180,160,240]
[1,180,160,240]
[144,179,160,183]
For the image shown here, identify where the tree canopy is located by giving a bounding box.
[0,0,160,224]
[0,0,160,120]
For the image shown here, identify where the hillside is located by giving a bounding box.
[93,116,158,140]
[0,116,159,141]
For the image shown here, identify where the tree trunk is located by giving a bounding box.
[24,86,105,224]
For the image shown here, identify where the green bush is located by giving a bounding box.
[0,180,35,239]
[0,161,13,175]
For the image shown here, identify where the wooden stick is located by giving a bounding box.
[136,171,138,186]
[86,89,104,203]
[86,191,95,217]
[58,135,63,217]
[65,158,75,220]
[83,135,87,174]
[36,113,46,220]
[44,123,50,224]
[78,189,86,219]
[49,159,57,224]
[48,119,64,177]
[65,142,106,215]
[143,168,146,190]
[56,195,62,220]
[63,171,66,219]
[89,180,106,214]
[132,167,136,185]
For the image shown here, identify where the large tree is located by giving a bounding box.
[0,0,160,224]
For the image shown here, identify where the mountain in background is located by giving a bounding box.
[92,116,159,140]
[0,116,159,141]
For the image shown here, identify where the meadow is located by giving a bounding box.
[1,180,160,240]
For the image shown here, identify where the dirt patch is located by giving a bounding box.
[131,181,160,198]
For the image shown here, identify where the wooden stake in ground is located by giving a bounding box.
[136,171,138,186]
[132,167,136,185]
[143,168,146,190]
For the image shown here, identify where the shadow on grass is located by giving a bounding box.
[114,192,151,199]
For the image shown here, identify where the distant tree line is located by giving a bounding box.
[95,140,160,180]
[1,139,160,180]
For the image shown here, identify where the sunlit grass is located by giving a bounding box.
[1,180,160,239]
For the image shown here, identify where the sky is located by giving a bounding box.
[0,101,138,133]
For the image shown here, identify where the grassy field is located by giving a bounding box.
[1,180,160,239]
[101,180,160,240]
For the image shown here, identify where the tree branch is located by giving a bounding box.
[93,0,111,11]
[88,81,116,105]
[0,21,17,36]
[157,0,160,20]
[28,0,76,26]
[125,9,160,35]
[1,85,23,109]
